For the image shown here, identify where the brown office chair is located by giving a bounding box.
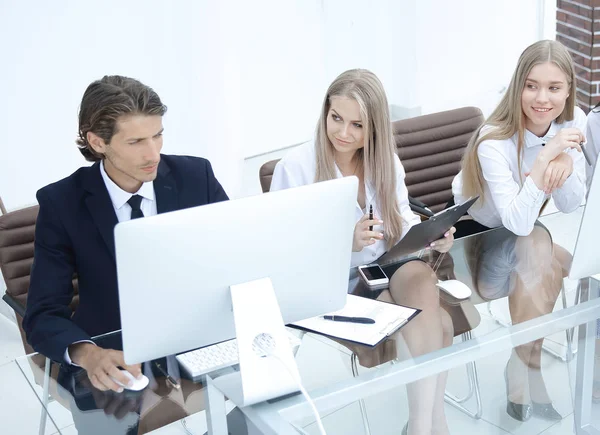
[0,197,82,431]
[0,201,41,355]
[393,106,484,213]
[0,198,80,356]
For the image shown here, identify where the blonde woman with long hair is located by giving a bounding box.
[271,69,456,435]
[453,40,585,422]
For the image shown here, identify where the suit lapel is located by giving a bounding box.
[154,159,179,214]
[82,163,119,260]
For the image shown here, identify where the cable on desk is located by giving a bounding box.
[254,341,327,435]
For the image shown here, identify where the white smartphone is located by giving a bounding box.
[358,264,389,288]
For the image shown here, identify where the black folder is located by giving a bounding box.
[378,196,479,266]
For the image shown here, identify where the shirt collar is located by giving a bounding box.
[100,160,155,210]
[523,121,560,148]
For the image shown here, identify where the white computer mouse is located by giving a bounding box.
[436,280,472,300]
[110,370,149,391]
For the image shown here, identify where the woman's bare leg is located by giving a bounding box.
[431,308,454,435]
[506,228,562,405]
[386,261,454,435]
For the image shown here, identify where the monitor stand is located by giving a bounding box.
[210,277,301,407]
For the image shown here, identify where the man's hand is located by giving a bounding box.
[78,373,142,419]
[70,343,142,393]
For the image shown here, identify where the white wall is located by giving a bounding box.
[236,0,326,158]
[0,0,556,208]
[238,0,558,158]
[0,0,244,208]
[412,0,555,117]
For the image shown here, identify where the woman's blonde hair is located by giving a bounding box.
[461,40,577,201]
[314,69,403,248]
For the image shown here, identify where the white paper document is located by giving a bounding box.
[291,294,420,347]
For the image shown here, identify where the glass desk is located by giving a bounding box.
[0,359,60,434]
[15,208,600,435]
[14,332,256,434]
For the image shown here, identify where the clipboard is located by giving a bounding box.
[290,295,421,347]
[378,196,479,266]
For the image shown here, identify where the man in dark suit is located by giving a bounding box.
[23,75,229,394]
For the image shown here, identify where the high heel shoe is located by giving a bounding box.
[505,362,532,421]
[531,402,562,420]
[528,366,561,420]
[401,422,408,435]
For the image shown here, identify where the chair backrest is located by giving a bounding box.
[259,159,281,193]
[0,203,39,315]
[0,198,79,355]
[0,203,40,355]
[393,106,484,212]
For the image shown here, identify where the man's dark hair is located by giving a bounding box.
[76,75,167,162]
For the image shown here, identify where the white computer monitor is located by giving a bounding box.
[570,151,600,280]
[115,176,357,364]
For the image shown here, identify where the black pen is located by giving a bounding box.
[368,204,373,231]
[581,141,594,166]
[153,361,181,389]
[323,315,375,324]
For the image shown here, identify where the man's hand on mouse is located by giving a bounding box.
[69,343,142,393]
[78,374,142,419]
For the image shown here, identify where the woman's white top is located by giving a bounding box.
[585,108,600,190]
[270,141,421,268]
[452,107,587,236]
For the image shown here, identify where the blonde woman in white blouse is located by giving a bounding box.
[272,69,455,435]
[453,40,585,422]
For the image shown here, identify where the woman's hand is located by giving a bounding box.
[353,213,384,252]
[541,128,583,161]
[542,152,573,194]
[530,128,583,190]
[429,226,456,254]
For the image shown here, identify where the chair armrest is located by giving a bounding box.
[409,196,434,215]
[2,293,26,318]
[408,196,434,218]
[410,204,435,219]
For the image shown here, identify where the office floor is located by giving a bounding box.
[0,152,595,434]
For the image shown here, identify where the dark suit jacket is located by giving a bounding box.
[23,154,229,363]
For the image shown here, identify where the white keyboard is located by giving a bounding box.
[176,331,302,381]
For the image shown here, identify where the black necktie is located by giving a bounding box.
[127,195,144,220]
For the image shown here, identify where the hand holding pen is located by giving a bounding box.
[352,207,384,252]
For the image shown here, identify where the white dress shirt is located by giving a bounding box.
[64,160,157,365]
[452,106,587,236]
[270,141,421,268]
[585,108,600,190]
